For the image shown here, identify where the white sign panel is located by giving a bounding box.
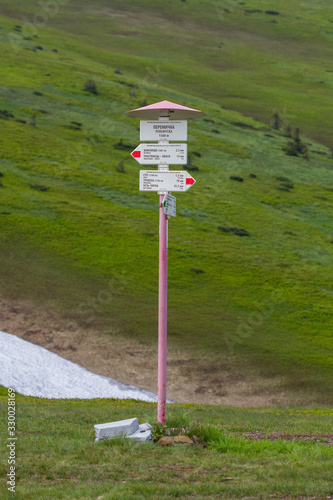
[139,170,196,192]
[131,144,187,165]
[140,121,187,141]
[163,194,176,217]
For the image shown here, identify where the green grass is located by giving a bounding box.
[2,0,333,143]
[0,1,332,404]
[0,395,332,499]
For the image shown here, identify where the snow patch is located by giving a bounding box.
[0,331,158,402]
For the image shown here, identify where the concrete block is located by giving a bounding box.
[127,423,152,443]
[94,418,139,441]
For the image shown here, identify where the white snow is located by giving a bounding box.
[0,331,158,402]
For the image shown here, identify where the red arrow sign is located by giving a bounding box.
[130,144,187,165]
[186,177,195,185]
[139,171,196,192]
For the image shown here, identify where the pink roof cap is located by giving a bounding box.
[125,100,205,119]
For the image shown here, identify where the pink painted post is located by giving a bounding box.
[158,193,168,425]
[125,100,204,427]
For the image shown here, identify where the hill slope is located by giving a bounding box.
[0,1,332,405]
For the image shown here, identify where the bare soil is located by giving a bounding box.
[243,431,333,445]
[1,297,299,406]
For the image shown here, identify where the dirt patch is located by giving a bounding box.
[266,497,332,500]
[0,297,301,406]
[243,431,333,445]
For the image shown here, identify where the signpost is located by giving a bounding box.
[140,120,187,141]
[139,170,196,192]
[131,144,187,165]
[126,100,204,425]
[163,194,176,218]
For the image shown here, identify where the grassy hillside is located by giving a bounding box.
[0,1,332,404]
[0,394,332,498]
[1,0,333,144]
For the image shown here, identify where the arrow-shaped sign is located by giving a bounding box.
[131,144,187,165]
[139,170,196,192]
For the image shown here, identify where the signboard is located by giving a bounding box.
[139,170,196,192]
[163,194,176,218]
[131,144,187,165]
[140,120,187,141]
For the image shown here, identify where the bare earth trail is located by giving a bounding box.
[1,297,297,406]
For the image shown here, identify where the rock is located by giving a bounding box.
[127,423,152,443]
[157,435,194,446]
[94,418,139,441]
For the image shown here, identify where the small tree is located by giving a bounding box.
[283,127,309,159]
[84,78,98,95]
[29,115,36,127]
[271,111,282,130]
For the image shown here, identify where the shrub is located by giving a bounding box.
[271,111,282,130]
[29,115,36,127]
[186,153,199,171]
[84,78,98,95]
[116,161,126,173]
[67,124,81,131]
[218,227,249,236]
[276,176,291,182]
[114,138,134,150]
[233,228,250,236]
[232,121,256,130]
[30,184,48,192]
[0,110,14,119]
[282,128,309,158]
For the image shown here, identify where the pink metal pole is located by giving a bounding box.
[158,193,168,425]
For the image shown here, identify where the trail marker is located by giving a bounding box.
[126,100,204,425]
[140,120,187,141]
[163,194,176,218]
[139,170,196,192]
[131,144,187,165]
